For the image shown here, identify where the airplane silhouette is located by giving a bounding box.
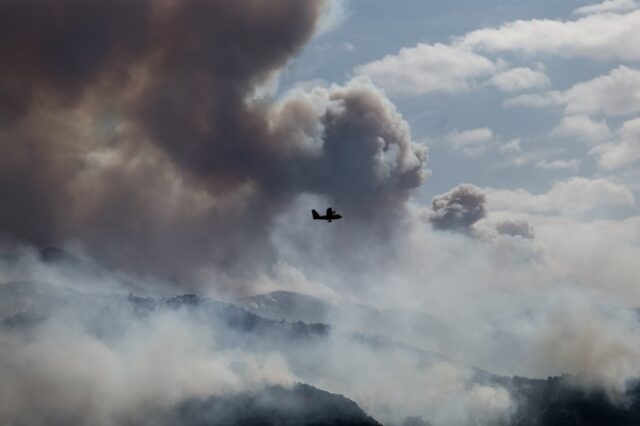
[312,207,342,222]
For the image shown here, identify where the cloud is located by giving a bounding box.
[486,177,636,214]
[354,7,640,101]
[590,117,640,170]
[491,147,568,169]
[550,115,613,144]
[429,184,487,231]
[354,8,640,100]
[458,9,640,61]
[573,0,640,16]
[444,128,523,158]
[446,128,494,147]
[503,93,557,109]
[499,138,523,154]
[534,159,582,172]
[489,66,550,93]
[445,127,494,157]
[505,66,640,117]
[340,42,355,52]
[316,0,350,35]
[355,8,640,98]
[354,43,495,96]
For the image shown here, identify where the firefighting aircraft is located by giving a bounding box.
[311,208,342,222]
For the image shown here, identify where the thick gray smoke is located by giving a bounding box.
[0,0,426,287]
[495,219,535,239]
[429,184,487,231]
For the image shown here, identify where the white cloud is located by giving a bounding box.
[486,177,635,214]
[492,147,568,169]
[458,9,640,61]
[489,67,550,92]
[590,117,640,170]
[447,128,493,147]
[534,159,582,172]
[504,93,556,108]
[445,127,494,157]
[573,0,639,16]
[354,43,495,95]
[499,138,522,154]
[341,42,355,52]
[505,66,640,116]
[550,115,612,144]
[559,66,640,115]
[356,9,640,99]
[443,130,522,158]
[316,0,350,35]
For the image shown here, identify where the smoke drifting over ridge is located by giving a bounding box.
[0,0,427,285]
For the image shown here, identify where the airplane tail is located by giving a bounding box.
[311,209,320,219]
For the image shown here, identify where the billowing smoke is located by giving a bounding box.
[0,0,426,287]
[528,300,640,399]
[429,184,487,231]
[495,219,535,239]
[0,308,295,425]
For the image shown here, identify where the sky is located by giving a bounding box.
[286,0,640,201]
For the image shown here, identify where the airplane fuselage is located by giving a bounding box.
[312,208,342,222]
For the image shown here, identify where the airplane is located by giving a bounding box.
[312,207,342,222]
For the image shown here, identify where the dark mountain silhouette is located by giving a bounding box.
[499,376,640,426]
[164,383,381,426]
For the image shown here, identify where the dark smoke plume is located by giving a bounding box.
[496,219,535,239]
[0,0,427,286]
[429,184,486,231]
